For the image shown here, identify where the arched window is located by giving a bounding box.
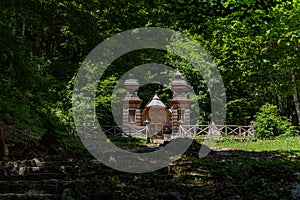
[128,110,136,123]
[178,110,184,122]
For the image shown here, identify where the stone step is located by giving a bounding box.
[41,161,77,166]
[0,157,103,199]
[0,193,56,199]
[43,155,92,162]
[0,179,74,184]
[0,182,57,194]
[0,180,74,193]
[2,164,102,181]
[4,172,67,181]
[7,165,74,174]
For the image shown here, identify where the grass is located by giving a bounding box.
[200,136,300,152]
[62,133,300,155]
[107,136,149,149]
[62,133,151,151]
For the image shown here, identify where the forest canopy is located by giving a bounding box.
[0,0,299,132]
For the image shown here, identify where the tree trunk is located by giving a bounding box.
[0,128,6,161]
[21,20,25,36]
[292,74,300,125]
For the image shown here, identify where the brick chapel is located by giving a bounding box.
[122,71,190,138]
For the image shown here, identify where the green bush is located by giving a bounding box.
[254,103,296,139]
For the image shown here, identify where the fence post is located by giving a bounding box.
[129,126,131,136]
[179,125,182,137]
[250,121,254,136]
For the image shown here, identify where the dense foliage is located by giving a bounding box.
[0,0,299,132]
[254,103,297,139]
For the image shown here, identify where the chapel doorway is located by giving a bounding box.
[142,94,172,137]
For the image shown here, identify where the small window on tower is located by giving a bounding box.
[177,110,184,122]
[129,110,136,123]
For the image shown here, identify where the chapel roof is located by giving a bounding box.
[146,94,166,108]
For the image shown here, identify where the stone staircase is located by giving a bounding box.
[0,155,107,200]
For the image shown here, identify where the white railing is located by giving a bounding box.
[179,125,254,137]
[74,125,147,137]
[73,124,254,138]
[125,125,147,138]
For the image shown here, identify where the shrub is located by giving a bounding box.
[254,103,296,139]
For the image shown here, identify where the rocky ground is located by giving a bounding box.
[0,123,300,199]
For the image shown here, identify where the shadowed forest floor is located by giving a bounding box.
[1,124,300,199]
